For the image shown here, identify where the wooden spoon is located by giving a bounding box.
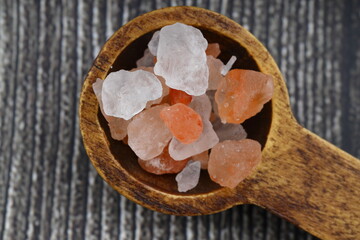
[79,6,360,240]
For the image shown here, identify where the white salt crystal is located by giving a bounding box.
[136,48,155,67]
[169,120,219,160]
[221,55,237,76]
[102,69,162,120]
[175,160,201,192]
[93,78,129,140]
[148,31,160,56]
[154,23,209,96]
[212,118,247,142]
[207,56,224,90]
[189,94,212,120]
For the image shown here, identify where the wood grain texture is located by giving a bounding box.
[1,0,359,240]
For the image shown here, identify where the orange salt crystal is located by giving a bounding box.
[206,43,221,58]
[160,103,203,144]
[215,69,274,124]
[169,88,192,105]
[138,146,189,175]
[208,139,262,188]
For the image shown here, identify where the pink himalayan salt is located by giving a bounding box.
[127,104,172,160]
[205,43,221,58]
[208,139,262,188]
[169,119,219,160]
[92,78,129,140]
[207,56,224,90]
[160,103,203,144]
[138,146,189,175]
[215,69,274,124]
[192,150,209,169]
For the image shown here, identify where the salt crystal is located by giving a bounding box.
[215,69,274,124]
[207,56,224,90]
[138,146,189,175]
[206,90,219,117]
[136,48,155,67]
[154,23,209,96]
[108,119,130,140]
[127,104,172,160]
[192,151,209,169]
[148,31,160,56]
[189,94,212,120]
[92,78,129,140]
[160,103,203,144]
[131,67,169,108]
[169,120,219,160]
[206,43,221,58]
[221,55,237,76]
[102,69,162,120]
[208,139,262,188]
[175,160,201,192]
[212,118,247,142]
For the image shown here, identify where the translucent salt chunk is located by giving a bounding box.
[192,150,209,169]
[169,120,219,160]
[207,56,224,90]
[221,55,237,76]
[208,139,262,188]
[212,118,247,142]
[130,67,169,108]
[176,160,201,192]
[148,31,160,56]
[189,94,212,120]
[127,104,172,160]
[138,146,189,175]
[154,23,209,96]
[102,69,162,120]
[215,69,274,124]
[93,78,129,140]
[136,48,155,67]
[160,103,203,144]
[206,90,219,117]
[206,43,221,58]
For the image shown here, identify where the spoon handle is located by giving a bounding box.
[248,121,360,240]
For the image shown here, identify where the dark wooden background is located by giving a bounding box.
[0,0,359,239]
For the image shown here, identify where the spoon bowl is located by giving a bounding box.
[80,6,360,239]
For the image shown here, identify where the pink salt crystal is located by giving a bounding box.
[205,43,221,58]
[215,69,274,124]
[175,160,201,192]
[160,103,203,144]
[127,104,172,160]
[138,146,189,175]
[207,56,225,90]
[189,94,212,121]
[169,120,219,160]
[212,117,247,142]
[136,48,155,67]
[208,139,262,188]
[92,78,129,140]
[192,150,209,169]
[206,90,219,118]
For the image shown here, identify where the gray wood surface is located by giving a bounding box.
[0,0,359,239]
